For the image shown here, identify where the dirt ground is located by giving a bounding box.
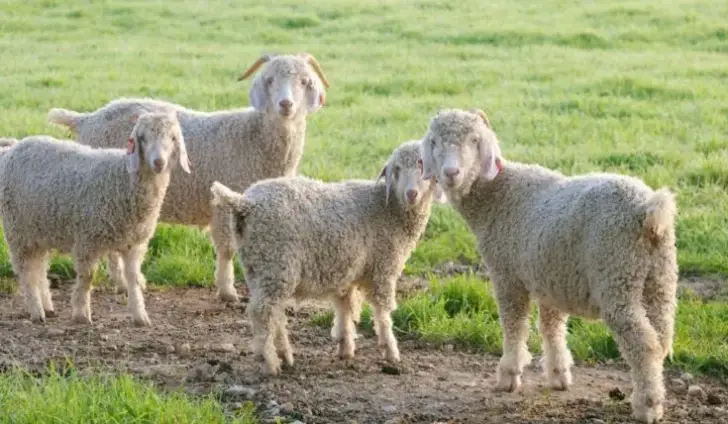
[1,281,727,424]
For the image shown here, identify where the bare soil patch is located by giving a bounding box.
[1,285,726,424]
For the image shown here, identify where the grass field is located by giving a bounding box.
[1,0,728,420]
[0,364,258,423]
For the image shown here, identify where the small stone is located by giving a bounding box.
[46,328,65,337]
[671,378,688,395]
[707,393,723,406]
[100,334,110,341]
[164,344,175,354]
[177,343,192,356]
[281,402,295,414]
[688,385,706,399]
[608,387,626,401]
[112,329,121,334]
[680,372,694,383]
[382,404,397,413]
[589,419,605,424]
[381,365,400,375]
[187,363,215,382]
[383,418,402,424]
[213,343,236,353]
[698,405,713,417]
[304,406,313,416]
[289,421,305,424]
[224,385,257,401]
[230,401,243,410]
[443,344,454,353]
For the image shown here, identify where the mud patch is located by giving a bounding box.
[1,286,727,423]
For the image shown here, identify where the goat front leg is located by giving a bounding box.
[538,303,573,390]
[71,251,98,325]
[493,278,533,392]
[120,245,152,327]
[370,276,400,363]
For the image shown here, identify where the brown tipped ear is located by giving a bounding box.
[376,161,393,205]
[471,108,493,129]
[420,140,437,180]
[299,53,330,89]
[237,54,274,81]
[125,126,141,174]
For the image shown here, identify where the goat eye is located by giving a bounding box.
[137,134,145,144]
[394,166,400,178]
[301,78,309,86]
[265,77,274,86]
[417,159,423,174]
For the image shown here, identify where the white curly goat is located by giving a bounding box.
[210,140,444,376]
[0,112,191,326]
[420,108,678,423]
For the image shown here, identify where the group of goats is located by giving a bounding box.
[0,52,678,423]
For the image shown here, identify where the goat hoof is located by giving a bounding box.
[71,314,92,325]
[217,289,239,303]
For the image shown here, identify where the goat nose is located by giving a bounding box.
[406,189,418,203]
[153,158,164,170]
[279,99,293,109]
[444,167,460,177]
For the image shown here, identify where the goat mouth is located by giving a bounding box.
[277,108,294,117]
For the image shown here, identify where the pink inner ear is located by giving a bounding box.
[127,137,135,154]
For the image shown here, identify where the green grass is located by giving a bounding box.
[312,274,728,379]
[1,0,728,281]
[0,363,257,423]
[1,0,728,415]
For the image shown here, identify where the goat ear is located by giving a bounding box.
[472,108,493,129]
[306,79,325,113]
[420,140,437,180]
[479,134,502,181]
[249,75,267,110]
[376,161,393,205]
[125,128,141,174]
[176,132,192,174]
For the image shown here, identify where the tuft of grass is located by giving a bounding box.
[0,363,257,423]
[311,275,728,379]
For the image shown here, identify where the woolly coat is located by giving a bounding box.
[0,137,169,257]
